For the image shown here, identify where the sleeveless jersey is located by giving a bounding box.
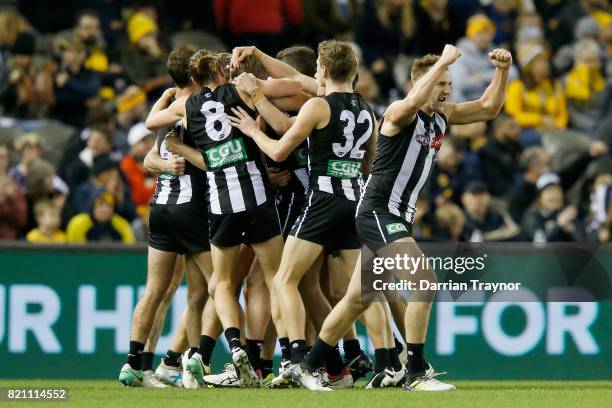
[357,110,448,223]
[151,123,207,205]
[186,84,270,214]
[308,92,375,201]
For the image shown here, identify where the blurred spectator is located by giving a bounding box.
[65,126,115,191]
[349,43,382,109]
[120,122,156,210]
[505,43,568,144]
[23,158,68,237]
[71,154,136,223]
[521,172,581,242]
[0,143,27,240]
[584,171,612,241]
[66,190,135,244]
[301,0,356,46]
[411,0,465,55]
[120,12,171,96]
[214,0,304,55]
[429,137,481,207]
[55,10,110,73]
[547,0,611,52]
[8,133,69,195]
[508,141,608,223]
[460,180,518,242]
[564,38,610,133]
[355,0,415,92]
[115,86,149,150]
[514,11,546,50]
[0,9,31,67]
[53,38,102,127]
[553,16,601,75]
[478,115,522,197]
[0,32,55,118]
[434,202,465,241]
[450,14,518,102]
[485,0,518,48]
[412,196,434,241]
[450,121,488,152]
[26,199,66,244]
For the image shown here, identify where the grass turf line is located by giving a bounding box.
[0,380,610,408]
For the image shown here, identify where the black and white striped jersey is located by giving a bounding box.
[357,111,448,223]
[186,84,270,214]
[265,112,309,195]
[151,124,207,205]
[308,92,375,201]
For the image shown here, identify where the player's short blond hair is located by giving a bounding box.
[410,54,440,82]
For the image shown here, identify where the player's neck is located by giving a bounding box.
[176,85,195,98]
[325,80,352,95]
[421,105,435,117]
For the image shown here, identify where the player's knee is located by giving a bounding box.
[187,286,207,311]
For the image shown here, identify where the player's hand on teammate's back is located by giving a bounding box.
[232,72,258,95]
[488,48,513,69]
[440,44,462,66]
[230,46,256,69]
[267,167,291,187]
[162,87,178,101]
[229,106,260,137]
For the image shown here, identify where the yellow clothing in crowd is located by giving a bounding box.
[505,79,568,129]
[26,229,67,244]
[565,63,606,102]
[66,213,135,244]
[84,47,109,72]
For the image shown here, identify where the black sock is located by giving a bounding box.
[303,337,334,371]
[325,346,345,376]
[394,336,404,354]
[198,335,216,366]
[141,352,154,371]
[127,341,145,370]
[188,347,198,359]
[343,339,362,360]
[224,327,241,350]
[374,348,390,373]
[163,349,182,368]
[246,339,263,371]
[279,337,291,361]
[261,359,273,378]
[389,347,402,371]
[289,339,308,364]
[406,343,427,375]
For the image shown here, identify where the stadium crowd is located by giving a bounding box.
[0,0,610,244]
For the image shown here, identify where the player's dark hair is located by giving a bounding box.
[167,44,198,88]
[411,54,440,82]
[189,49,220,86]
[231,54,267,80]
[317,40,357,83]
[277,46,316,76]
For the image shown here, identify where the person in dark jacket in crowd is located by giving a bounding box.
[508,140,609,223]
[0,143,27,240]
[478,114,522,197]
[521,172,582,242]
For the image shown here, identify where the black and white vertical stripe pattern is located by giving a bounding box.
[315,176,361,201]
[387,113,446,223]
[206,161,268,214]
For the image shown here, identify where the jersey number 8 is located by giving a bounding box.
[201,100,232,141]
[333,110,373,159]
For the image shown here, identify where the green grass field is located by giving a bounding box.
[1,380,611,408]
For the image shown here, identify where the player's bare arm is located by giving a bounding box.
[231,46,318,95]
[164,131,206,171]
[143,143,185,176]
[145,94,188,131]
[362,121,379,174]
[383,44,461,131]
[233,73,298,135]
[229,98,329,162]
[444,48,513,125]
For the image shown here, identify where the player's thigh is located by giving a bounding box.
[274,235,324,286]
[189,250,214,282]
[250,234,284,284]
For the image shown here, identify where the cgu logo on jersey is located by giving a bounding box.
[386,222,408,234]
[327,160,360,179]
[205,138,247,169]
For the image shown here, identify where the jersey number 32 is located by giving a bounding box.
[333,110,373,159]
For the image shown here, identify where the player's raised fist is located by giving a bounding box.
[489,48,512,69]
[440,44,461,65]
